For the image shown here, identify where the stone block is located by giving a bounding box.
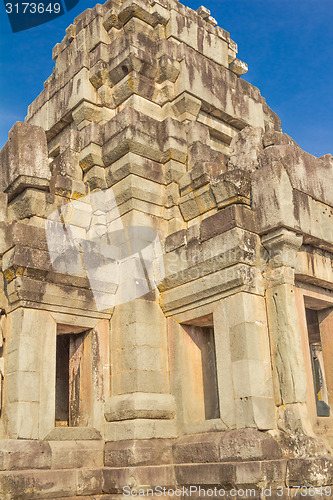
[165,182,180,208]
[229,58,248,76]
[83,165,107,190]
[45,427,102,441]
[258,143,333,210]
[165,158,187,182]
[59,128,81,153]
[219,291,267,329]
[118,0,169,27]
[163,226,260,294]
[188,142,227,179]
[228,126,263,172]
[49,441,104,469]
[103,464,175,493]
[104,392,176,421]
[194,185,216,214]
[200,205,257,242]
[8,189,56,222]
[105,153,165,186]
[262,228,303,269]
[235,396,276,431]
[114,346,168,373]
[172,92,201,121]
[0,122,50,200]
[210,169,251,208]
[112,370,170,395]
[112,322,165,350]
[72,101,103,130]
[0,469,76,499]
[173,429,282,465]
[0,440,52,471]
[252,160,295,234]
[197,6,210,19]
[232,359,272,399]
[103,9,122,32]
[5,371,40,403]
[161,263,258,315]
[112,174,165,208]
[0,192,7,222]
[49,175,87,199]
[104,438,174,467]
[229,322,268,363]
[0,222,13,257]
[293,191,333,253]
[76,468,104,496]
[174,463,235,488]
[50,149,82,180]
[235,459,286,488]
[174,48,266,130]
[108,45,158,86]
[111,298,167,328]
[104,418,178,441]
[167,9,228,68]
[173,433,222,464]
[263,130,296,148]
[220,429,282,462]
[85,14,109,52]
[2,245,55,282]
[4,401,39,439]
[165,229,186,253]
[286,457,333,487]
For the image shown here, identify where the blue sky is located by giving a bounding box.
[0,0,332,156]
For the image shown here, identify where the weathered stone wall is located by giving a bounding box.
[0,0,332,497]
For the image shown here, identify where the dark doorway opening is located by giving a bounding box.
[55,334,70,426]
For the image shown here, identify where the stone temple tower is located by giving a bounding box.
[0,0,333,497]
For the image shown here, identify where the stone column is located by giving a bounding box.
[263,229,307,407]
[318,309,333,408]
[213,291,275,430]
[262,229,318,441]
[3,308,57,439]
[266,282,308,406]
[104,297,176,440]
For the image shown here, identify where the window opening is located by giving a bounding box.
[306,309,330,417]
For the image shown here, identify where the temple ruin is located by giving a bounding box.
[0,0,333,497]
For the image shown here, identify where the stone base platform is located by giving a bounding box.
[0,431,332,499]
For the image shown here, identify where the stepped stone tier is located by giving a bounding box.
[0,0,333,497]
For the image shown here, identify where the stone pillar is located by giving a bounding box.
[318,309,333,408]
[266,282,308,406]
[213,291,275,430]
[262,229,317,442]
[3,308,57,439]
[263,229,307,407]
[104,297,176,440]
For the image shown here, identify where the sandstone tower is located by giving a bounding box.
[0,0,333,497]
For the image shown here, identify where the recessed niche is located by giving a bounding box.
[180,320,219,423]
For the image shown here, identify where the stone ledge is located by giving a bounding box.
[173,429,282,464]
[0,458,332,499]
[45,427,102,441]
